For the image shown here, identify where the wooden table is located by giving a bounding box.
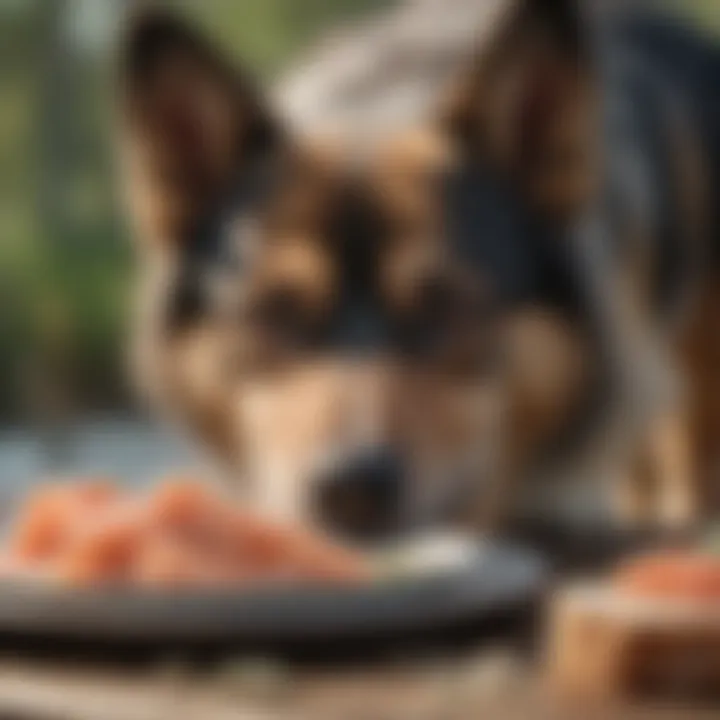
[0,650,716,720]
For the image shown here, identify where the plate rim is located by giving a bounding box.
[0,544,548,644]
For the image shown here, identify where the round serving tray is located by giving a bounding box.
[0,543,546,649]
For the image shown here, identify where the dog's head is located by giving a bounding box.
[120,1,598,538]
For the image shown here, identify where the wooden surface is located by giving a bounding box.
[0,652,717,720]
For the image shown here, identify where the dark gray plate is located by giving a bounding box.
[0,544,546,648]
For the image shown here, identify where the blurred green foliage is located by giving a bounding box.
[0,0,392,424]
[686,0,720,38]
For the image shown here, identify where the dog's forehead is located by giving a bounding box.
[195,128,554,308]
[265,141,379,237]
[287,130,452,200]
[258,131,520,292]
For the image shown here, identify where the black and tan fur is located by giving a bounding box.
[118,1,720,537]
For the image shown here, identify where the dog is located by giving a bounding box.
[118,0,719,540]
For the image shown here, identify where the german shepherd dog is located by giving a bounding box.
[119,0,720,539]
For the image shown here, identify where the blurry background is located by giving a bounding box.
[0,0,395,491]
[0,0,715,492]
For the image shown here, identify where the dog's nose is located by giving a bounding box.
[313,448,405,540]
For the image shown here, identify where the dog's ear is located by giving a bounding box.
[442,0,598,220]
[119,7,279,248]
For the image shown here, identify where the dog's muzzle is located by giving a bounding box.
[312,446,405,540]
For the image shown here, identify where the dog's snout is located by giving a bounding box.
[314,447,404,539]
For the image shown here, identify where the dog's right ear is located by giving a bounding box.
[119,7,279,249]
[441,0,598,221]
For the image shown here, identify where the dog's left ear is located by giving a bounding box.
[443,0,598,220]
[119,7,279,248]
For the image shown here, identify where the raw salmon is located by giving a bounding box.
[1,477,369,589]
